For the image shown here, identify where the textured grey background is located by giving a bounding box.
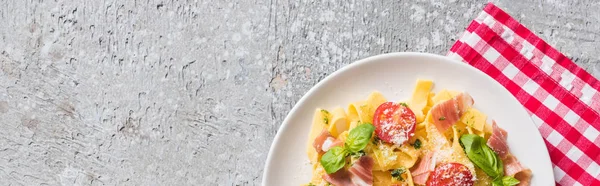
[0,0,598,185]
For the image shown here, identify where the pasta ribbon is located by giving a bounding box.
[394,145,419,169]
[460,108,487,132]
[347,92,386,128]
[431,89,460,104]
[408,79,433,123]
[328,107,349,137]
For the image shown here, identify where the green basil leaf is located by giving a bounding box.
[501,176,520,186]
[492,179,503,186]
[460,134,504,179]
[345,123,375,153]
[484,143,504,176]
[320,146,348,174]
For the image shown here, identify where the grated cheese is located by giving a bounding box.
[378,144,397,165]
[380,105,416,145]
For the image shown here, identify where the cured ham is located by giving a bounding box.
[487,121,509,158]
[322,156,374,186]
[430,92,474,133]
[322,137,344,152]
[504,155,532,186]
[503,155,530,177]
[313,129,344,153]
[514,169,532,186]
[486,122,532,186]
[455,92,474,114]
[349,156,374,186]
[410,151,436,185]
[323,169,354,186]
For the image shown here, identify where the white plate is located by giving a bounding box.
[262,52,553,185]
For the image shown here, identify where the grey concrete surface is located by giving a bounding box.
[0,0,599,185]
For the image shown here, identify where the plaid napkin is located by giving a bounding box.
[447,3,600,185]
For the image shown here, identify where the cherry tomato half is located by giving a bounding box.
[373,102,416,145]
[426,163,474,186]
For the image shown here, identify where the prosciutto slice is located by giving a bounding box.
[323,169,355,186]
[514,169,533,186]
[322,156,374,186]
[323,168,356,186]
[313,129,343,153]
[503,155,529,176]
[487,121,509,158]
[349,156,374,186]
[486,121,532,186]
[410,151,436,185]
[455,92,474,114]
[431,92,474,133]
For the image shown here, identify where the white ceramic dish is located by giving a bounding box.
[262,52,553,185]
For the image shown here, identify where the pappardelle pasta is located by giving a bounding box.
[305,79,532,186]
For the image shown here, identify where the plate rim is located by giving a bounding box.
[261,52,553,185]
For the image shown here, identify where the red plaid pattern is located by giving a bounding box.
[447,3,600,185]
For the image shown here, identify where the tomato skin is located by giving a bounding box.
[426,163,474,186]
[373,102,417,145]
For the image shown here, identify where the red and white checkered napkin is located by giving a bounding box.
[447,3,600,185]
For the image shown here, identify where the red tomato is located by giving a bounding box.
[426,163,474,186]
[373,102,416,145]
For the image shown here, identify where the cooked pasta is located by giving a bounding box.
[304,79,531,186]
